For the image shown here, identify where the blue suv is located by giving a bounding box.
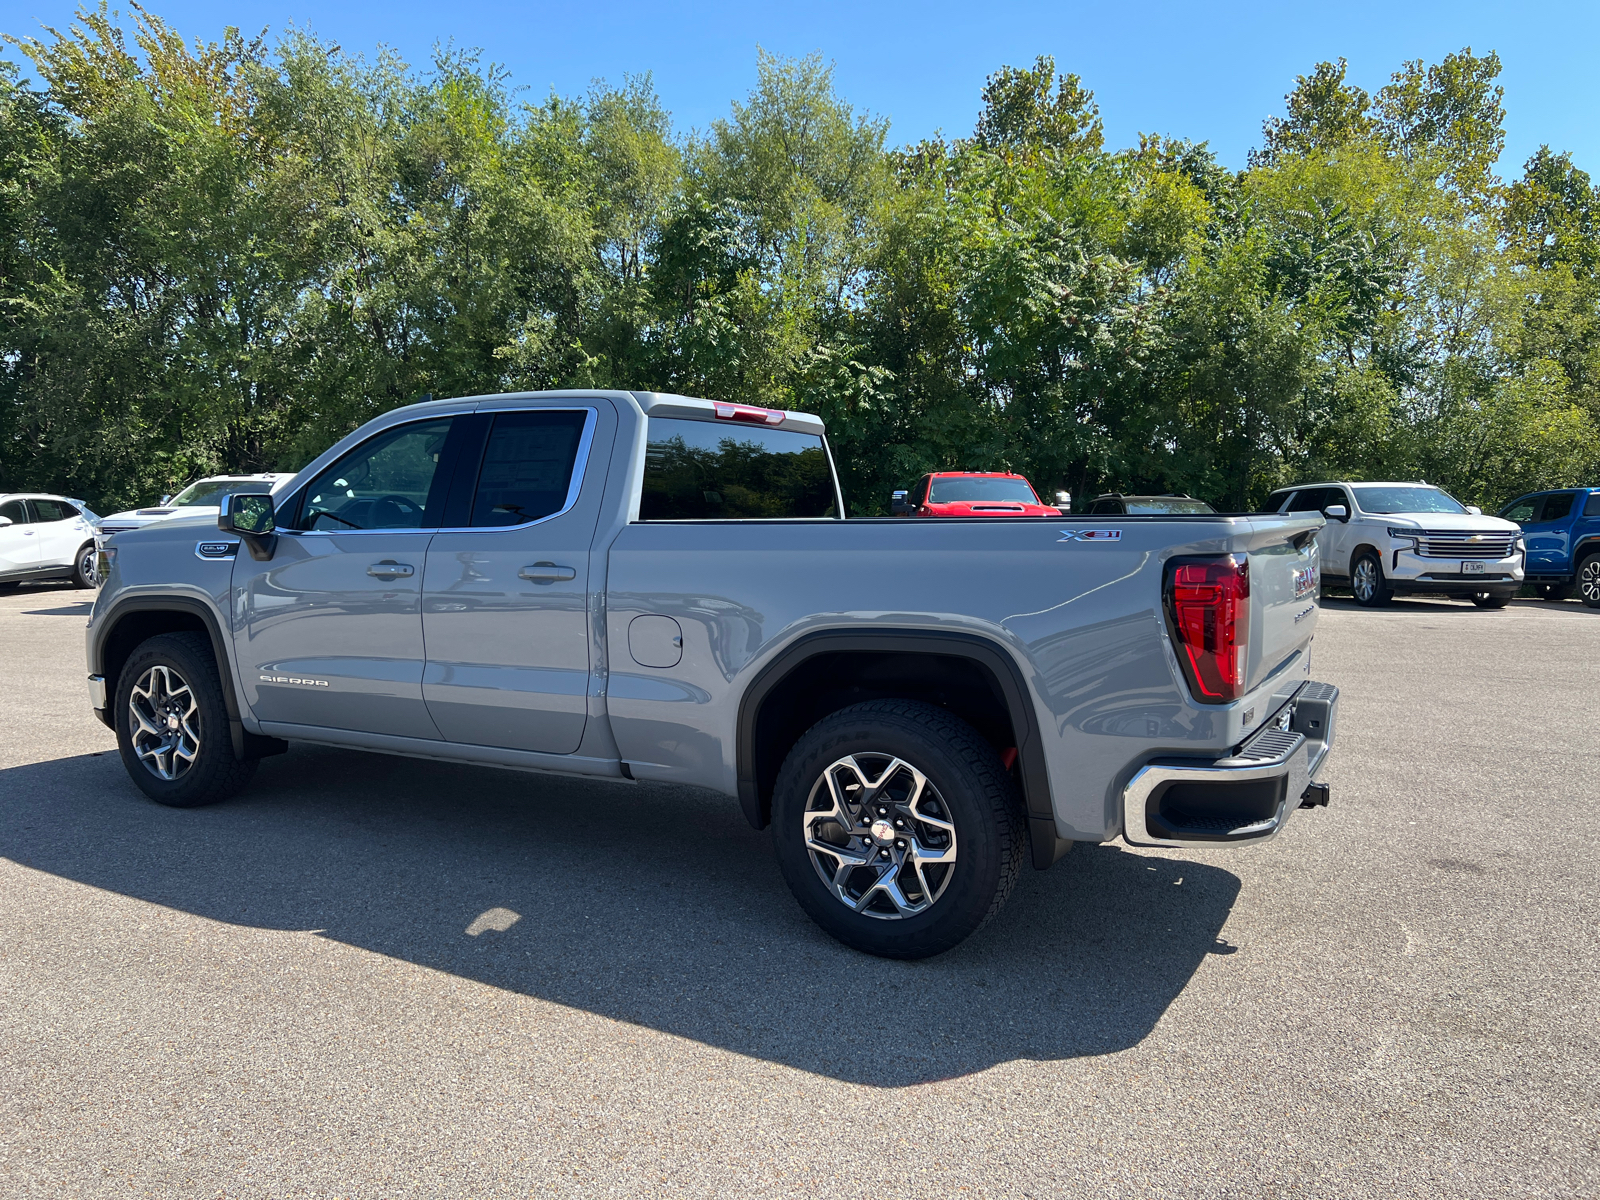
[1498,488,1600,606]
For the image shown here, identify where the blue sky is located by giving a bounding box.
[1,0,1595,176]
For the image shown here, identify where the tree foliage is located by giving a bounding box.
[1,10,1595,513]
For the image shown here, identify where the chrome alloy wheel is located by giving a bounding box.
[801,753,957,919]
[127,665,201,781]
[1352,556,1379,602]
[1583,558,1600,604]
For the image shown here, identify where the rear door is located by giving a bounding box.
[0,498,39,576]
[29,498,87,568]
[420,403,608,755]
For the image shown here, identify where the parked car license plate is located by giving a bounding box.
[1461,561,1486,575]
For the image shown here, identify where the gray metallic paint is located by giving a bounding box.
[89,388,1327,848]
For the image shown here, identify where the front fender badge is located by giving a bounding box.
[1058,528,1122,542]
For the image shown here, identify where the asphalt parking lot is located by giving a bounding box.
[1,585,1597,1198]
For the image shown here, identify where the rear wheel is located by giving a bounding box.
[72,541,99,588]
[1580,554,1600,609]
[1350,552,1392,607]
[771,700,1027,960]
[115,632,257,807]
[1537,582,1576,602]
[1471,592,1512,609]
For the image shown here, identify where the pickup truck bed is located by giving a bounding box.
[87,389,1338,958]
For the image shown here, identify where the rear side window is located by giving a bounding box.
[640,417,836,520]
[31,498,77,521]
[1540,492,1577,522]
[467,410,590,528]
[0,499,28,524]
[1586,493,1600,517]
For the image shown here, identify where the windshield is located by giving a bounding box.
[170,479,254,507]
[1350,485,1468,515]
[1123,497,1215,514]
[927,477,1040,504]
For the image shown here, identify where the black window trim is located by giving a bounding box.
[282,408,598,538]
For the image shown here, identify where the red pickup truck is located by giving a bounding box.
[891,472,1064,518]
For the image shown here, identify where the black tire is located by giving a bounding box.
[1470,592,1512,609]
[1580,554,1600,609]
[1537,582,1576,602]
[771,700,1027,960]
[0,581,19,593]
[1350,551,1392,607]
[71,541,99,588]
[115,631,257,807]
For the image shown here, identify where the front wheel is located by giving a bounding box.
[1350,552,1392,607]
[115,631,257,807]
[771,700,1027,960]
[1580,555,1600,609]
[72,541,99,588]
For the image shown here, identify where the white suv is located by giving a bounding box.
[1265,481,1524,609]
[97,474,294,540]
[0,493,103,590]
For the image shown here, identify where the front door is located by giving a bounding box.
[0,498,40,577]
[421,405,605,755]
[232,415,458,739]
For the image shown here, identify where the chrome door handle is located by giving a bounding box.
[367,560,415,579]
[519,562,577,583]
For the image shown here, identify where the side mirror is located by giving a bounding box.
[219,493,277,560]
[1322,505,1349,522]
[1466,505,1482,516]
[1054,491,1072,511]
[890,490,914,517]
[159,495,173,506]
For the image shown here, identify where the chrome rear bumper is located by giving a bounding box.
[1123,680,1339,849]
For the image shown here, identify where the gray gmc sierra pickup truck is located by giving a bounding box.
[87,390,1338,958]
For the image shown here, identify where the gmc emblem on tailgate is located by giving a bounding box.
[1293,566,1318,599]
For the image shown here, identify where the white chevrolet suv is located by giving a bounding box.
[1265,481,1524,609]
[0,493,102,589]
[97,474,293,542]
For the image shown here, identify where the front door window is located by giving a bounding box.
[298,419,453,531]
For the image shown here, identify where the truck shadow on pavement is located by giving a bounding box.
[2,744,1241,1087]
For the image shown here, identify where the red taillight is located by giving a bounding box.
[714,402,786,425]
[1165,555,1250,703]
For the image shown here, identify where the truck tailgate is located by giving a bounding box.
[1243,515,1323,692]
